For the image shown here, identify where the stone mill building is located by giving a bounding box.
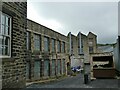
[26,19,69,81]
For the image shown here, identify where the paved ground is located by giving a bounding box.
[23,65,119,89]
[25,73,118,89]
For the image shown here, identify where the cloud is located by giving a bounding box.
[27,2,118,44]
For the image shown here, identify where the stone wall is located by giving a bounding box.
[26,19,69,81]
[87,32,97,53]
[1,2,27,89]
[81,34,89,64]
[86,32,97,64]
[68,32,97,66]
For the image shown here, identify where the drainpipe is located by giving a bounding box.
[118,36,120,71]
[79,32,82,54]
[69,32,71,56]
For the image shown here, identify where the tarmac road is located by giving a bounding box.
[25,73,118,89]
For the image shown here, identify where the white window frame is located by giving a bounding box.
[89,46,94,53]
[0,12,11,58]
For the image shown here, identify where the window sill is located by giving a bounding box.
[0,56,14,62]
[0,56,11,58]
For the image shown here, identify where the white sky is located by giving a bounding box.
[27,0,118,44]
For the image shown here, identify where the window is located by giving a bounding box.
[57,40,61,53]
[62,59,66,74]
[44,37,49,52]
[62,42,65,53]
[26,31,31,50]
[34,34,40,51]
[0,13,11,57]
[52,59,55,76]
[89,46,93,53]
[51,39,55,52]
[57,59,61,74]
[89,38,93,46]
[44,59,49,76]
[78,38,84,55]
[34,61,40,79]
[80,39,84,54]
[89,41,93,46]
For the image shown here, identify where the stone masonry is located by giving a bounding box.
[68,31,97,68]
[26,19,69,82]
[1,2,27,89]
[0,2,98,89]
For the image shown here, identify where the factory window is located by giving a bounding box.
[78,38,84,55]
[34,34,41,51]
[62,42,65,53]
[80,39,84,54]
[62,59,66,74]
[34,60,40,80]
[0,13,11,57]
[51,39,55,52]
[89,46,93,53]
[51,59,55,76]
[44,59,50,76]
[57,59,61,75]
[57,40,61,53]
[44,37,49,52]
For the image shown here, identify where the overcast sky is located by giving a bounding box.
[27,1,118,44]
